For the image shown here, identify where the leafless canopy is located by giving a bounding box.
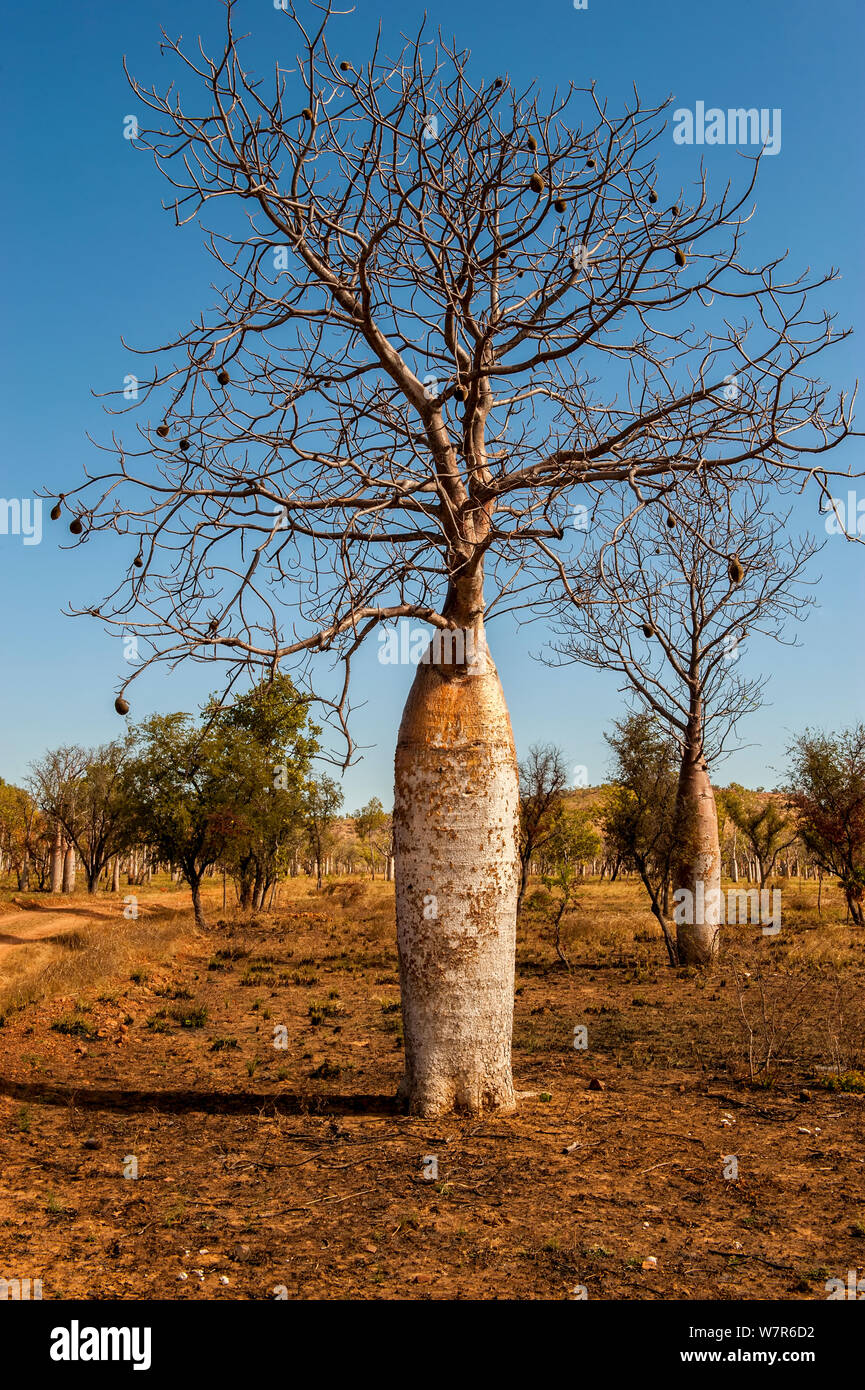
[61,0,857,752]
[542,476,820,763]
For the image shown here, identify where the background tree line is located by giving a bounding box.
[518,721,865,964]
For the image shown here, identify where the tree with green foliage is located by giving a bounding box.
[304,777,344,889]
[602,713,681,965]
[541,807,601,967]
[123,714,245,928]
[787,725,865,926]
[353,797,390,880]
[0,780,43,891]
[207,675,319,908]
[719,784,798,889]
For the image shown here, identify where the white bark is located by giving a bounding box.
[393,631,519,1117]
[673,754,721,966]
[49,825,64,894]
[62,845,76,894]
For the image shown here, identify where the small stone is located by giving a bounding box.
[82,1138,101,1150]
[588,1077,606,1091]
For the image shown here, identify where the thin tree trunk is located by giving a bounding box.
[62,845,76,894]
[394,623,519,1118]
[516,854,531,915]
[672,738,721,967]
[50,825,64,894]
[190,876,206,930]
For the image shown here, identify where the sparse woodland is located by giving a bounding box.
[2,0,864,1310]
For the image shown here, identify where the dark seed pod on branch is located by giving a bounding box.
[179,438,191,452]
[728,554,745,586]
[674,247,687,268]
[216,370,230,386]
[133,554,143,568]
[585,157,596,168]
[156,424,170,438]
[493,77,504,88]
[648,190,658,204]
[526,134,538,152]
[302,108,313,121]
[340,61,351,72]
[554,197,567,213]
[529,173,545,194]
[50,501,62,521]
[114,696,130,716]
[69,517,84,535]
[671,205,680,216]
[641,623,656,639]
[453,385,467,402]
[666,514,676,529]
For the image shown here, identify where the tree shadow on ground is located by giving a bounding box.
[0,1077,401,1117]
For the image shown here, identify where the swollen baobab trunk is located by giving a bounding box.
[393,621,520,1117]
[672,746,722,966]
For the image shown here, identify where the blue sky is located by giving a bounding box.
[1,0,862,808]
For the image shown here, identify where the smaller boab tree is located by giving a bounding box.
[545,480,818,965]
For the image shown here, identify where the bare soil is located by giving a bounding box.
[0,875,863,1300]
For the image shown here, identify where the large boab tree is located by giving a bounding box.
[544,479,818,965]
[63,1,854,1111]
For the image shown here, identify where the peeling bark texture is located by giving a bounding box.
[394,631,520,1118]
[673,752,721,966]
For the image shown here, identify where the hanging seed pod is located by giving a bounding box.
[666,514,676,529]
[674,247,687,268]
[493,77,504,88]
[554,197,566,213]
[114,696,130,716]
[585,157,596,168]
[156,424,170,438]
[179,438,191,452]
[216,370,230,386]
[648,189,658,204]
[50,501,62,521]
[526,134,538,152]
[453,385,467,402]
[641,622,656,639]
[340,60,351,72]
[728,554,745,586]
[133,554,143,568]
[671,204,680,216]
[69,517,84,535]
[529,172,545,194]
[301,107,313,121]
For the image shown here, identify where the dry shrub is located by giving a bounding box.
[323,881,368,910]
